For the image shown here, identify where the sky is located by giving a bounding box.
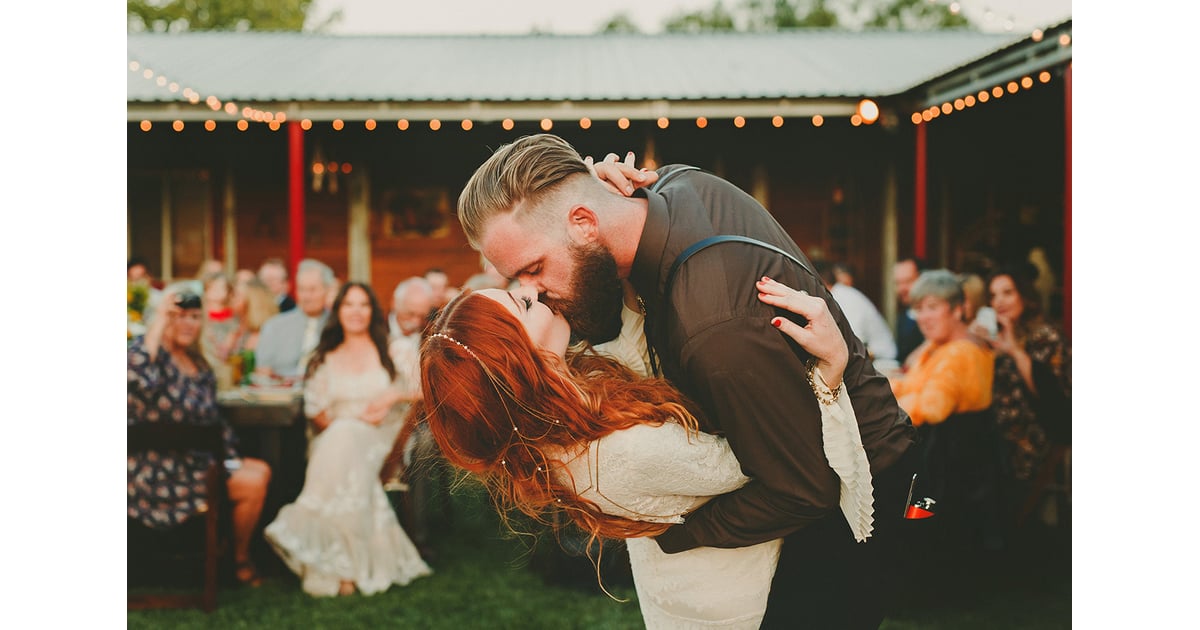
[309,0,1072,35]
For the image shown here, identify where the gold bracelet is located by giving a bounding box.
[805,359,842,406]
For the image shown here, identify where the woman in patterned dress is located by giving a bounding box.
[983,264,1071,511]
[127,287,272,586]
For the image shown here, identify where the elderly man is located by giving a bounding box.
[384,276,438,562]
[254,259,334,379]
[456,134,917,629]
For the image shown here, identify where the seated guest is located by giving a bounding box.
[128,287,272,586]
[254,259,334,380]
[201,272,241,390]
[889,269,994,426]
[423,267,455,309]
[258,257,296,313]
[265,282,432,597]
[388,277,436,342]
[230,277,280,354]
[961,272,998,342]
[985,263,1072,505]
[815,259,898,371]
[383,277,439,557]
[894,257,928,367]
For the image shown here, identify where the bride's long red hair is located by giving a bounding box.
[404,289,700,543]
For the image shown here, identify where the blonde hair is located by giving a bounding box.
[457,133,595,248]
[239,279,279,332]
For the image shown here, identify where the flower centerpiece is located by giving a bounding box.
[128,281,150,340]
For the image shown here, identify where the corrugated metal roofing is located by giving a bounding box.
[127,30,1023,104]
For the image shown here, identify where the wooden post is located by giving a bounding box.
[348,167,372,284]
[288,121,305,284]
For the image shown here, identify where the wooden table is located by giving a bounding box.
[217,387,303,472]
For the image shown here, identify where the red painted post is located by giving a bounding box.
[288,121,305,286]
[1063,64,1072,338]
[914,121,927,260]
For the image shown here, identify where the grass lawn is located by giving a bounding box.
[128,482,1070,629]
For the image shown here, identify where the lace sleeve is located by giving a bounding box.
[602,423,749,499]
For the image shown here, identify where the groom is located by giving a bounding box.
[457,134,918,628]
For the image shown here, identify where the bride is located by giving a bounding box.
[409,276,872,628]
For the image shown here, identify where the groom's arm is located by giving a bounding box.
[654,311,841,553]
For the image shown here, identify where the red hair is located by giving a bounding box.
[402,289,699,544]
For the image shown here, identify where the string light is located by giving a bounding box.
[579,117,591,129]
[365,119,377,130]
[540,118,553,131]
[268,121,280,131]
[429,119,441,130]
[502,119,514,130]
[140,120,152,132]
[657,117,669,129]
[204,120,216,131]
[332,119,345,131]
[733,116,746,128]
[850,114,862,126]
[1031,29,1044,42]
[172,120,184,131]
[397,119,410,130]
[812,115,824,127]
[236,120,248,131]
[857,99,879,124]
[771,115,784,128]
[696,116,708,128]
[908,64,1061,124]
[1058,34,1071,46]
[460,119,472,131]
[300,119,313,130]
[617,118,630,130]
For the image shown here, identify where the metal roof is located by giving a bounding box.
[128,30,1024,105]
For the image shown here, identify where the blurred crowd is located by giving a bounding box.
[127,252,511,596]
[127,247,1070,597]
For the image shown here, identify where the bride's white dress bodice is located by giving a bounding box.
[557,422,781,629]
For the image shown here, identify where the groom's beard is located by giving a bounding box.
[543,242,624,345]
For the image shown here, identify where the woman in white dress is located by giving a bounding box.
[265,282,432,597]
[411,277,873,628]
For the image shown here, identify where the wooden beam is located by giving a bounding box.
[287,121,305,284]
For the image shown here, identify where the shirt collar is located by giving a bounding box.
[630,188,670,300]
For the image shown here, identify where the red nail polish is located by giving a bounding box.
[771,318,782,328]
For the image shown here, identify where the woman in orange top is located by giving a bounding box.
[890,269,993,426]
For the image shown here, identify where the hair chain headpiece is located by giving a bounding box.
[431,332,480,362]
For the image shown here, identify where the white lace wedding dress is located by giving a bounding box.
[567,301,870,628]
[264,363,432,596]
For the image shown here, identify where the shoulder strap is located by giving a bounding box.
[665,235,815,297]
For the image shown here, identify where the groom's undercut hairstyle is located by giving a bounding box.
[458,133,594,248]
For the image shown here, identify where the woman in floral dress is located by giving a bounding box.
[128,287,272,586]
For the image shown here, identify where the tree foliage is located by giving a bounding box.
[623,0,971,33]
[861,0,970,30]
[127,0,342,33]
[598,12,642,34]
